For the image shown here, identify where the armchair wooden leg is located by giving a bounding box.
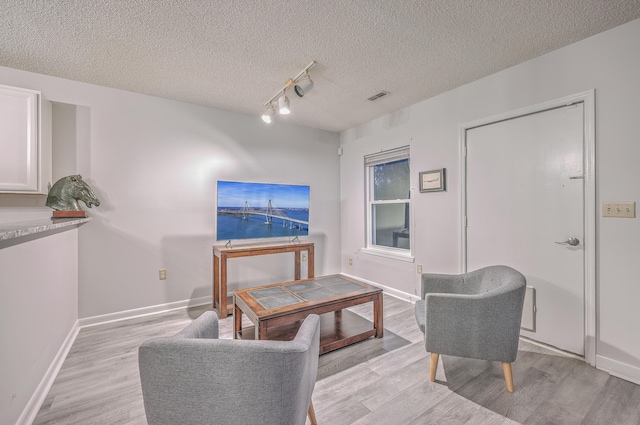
[308,400,317,425]
[429,353,439,382]
[502,362,514,392]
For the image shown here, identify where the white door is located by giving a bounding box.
[465,103,585,356]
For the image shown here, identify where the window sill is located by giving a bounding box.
[361,247,415,263]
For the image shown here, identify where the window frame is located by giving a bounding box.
[363,146,414,262]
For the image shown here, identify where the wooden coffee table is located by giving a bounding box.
[233,274,383,354]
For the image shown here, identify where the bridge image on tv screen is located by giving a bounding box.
[216,180,310,241]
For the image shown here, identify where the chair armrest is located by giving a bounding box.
[420,273,466,298]
[292,313,321,350]
[175,310,219,339]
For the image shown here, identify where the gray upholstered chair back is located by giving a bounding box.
[139,311,320,425]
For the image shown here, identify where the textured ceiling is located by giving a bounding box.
[2,1,640,132]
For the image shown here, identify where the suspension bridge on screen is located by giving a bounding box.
[218,200,308,230]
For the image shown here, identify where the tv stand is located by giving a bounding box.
[212,242,314,318]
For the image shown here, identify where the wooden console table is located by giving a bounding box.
[213,242,314,318]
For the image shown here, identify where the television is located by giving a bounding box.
[216,180,310,242]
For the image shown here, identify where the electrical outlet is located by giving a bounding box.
[159,269,167,280]
[349,258,353,266]
[417,265,423,274]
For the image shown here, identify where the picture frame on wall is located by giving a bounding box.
[419,169,446,192]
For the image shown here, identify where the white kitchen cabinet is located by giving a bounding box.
[0,84,52,194]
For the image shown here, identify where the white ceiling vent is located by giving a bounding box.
[367,91,390,101]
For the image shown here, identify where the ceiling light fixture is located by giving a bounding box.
[262,60,317,123]
[261,103,275,123]
[278,91,290,114]
[294,71,314,97]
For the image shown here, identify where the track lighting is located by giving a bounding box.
[278,92,290,114]
[261,103,275,123]
[261,60,316,123]
[294,71,314,97]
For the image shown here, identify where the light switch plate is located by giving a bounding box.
[602,201,635,218]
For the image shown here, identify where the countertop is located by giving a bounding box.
[0,217,91,241]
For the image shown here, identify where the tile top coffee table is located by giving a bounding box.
[233,274,383,354]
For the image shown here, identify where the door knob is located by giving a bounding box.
[555,237,580,246]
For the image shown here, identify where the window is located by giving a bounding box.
[365,146,411,258]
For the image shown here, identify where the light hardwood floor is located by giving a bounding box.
[34,295,640,424]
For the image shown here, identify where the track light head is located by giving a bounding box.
[261,104,275,123]
[294,73,314,97]
[278,93,290,115]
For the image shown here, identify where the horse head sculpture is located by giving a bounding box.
[46,175,101,212]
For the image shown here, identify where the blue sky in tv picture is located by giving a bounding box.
[216,180,310,241]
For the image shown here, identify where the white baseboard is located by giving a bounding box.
[596,354,640,386]
[339,272,420,304]
[17,321,80,425]
[79,296,211,328]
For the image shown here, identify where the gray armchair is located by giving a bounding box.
[414,265,526,392]
[139,311,320,425]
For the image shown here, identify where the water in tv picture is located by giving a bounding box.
[216,181,310,241]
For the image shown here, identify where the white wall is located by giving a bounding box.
[0,229,79,425]
[0,65,341,422]
[340,19,640,382]
[0,66,341,320]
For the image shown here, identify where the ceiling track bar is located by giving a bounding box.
[264,61,317,107]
